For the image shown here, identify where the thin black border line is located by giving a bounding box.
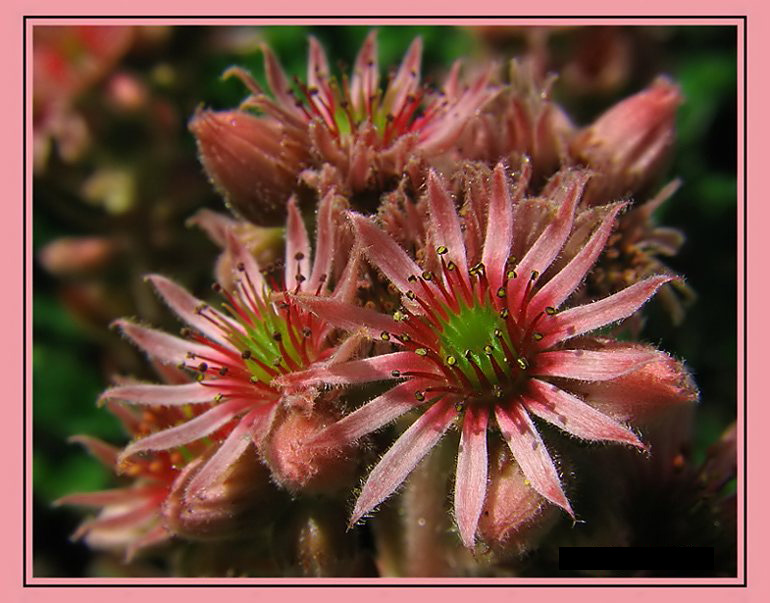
[23,15,748,589]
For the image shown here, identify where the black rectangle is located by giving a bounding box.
[559,547,714,571]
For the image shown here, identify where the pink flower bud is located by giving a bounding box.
[163,445,279,541]
[38,236,115,276]
[477,442,559,555]
[189,109,311,226]
[571,77,682,204]
[263,407,358,495]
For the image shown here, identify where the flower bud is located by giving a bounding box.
[262,407,358,495]
[570,76,682,205]
[163,445,281,541]
[477,441,558,556]
[189,109,311,226]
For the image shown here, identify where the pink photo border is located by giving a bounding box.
[5,1,763,600]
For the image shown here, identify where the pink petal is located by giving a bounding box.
[525,379,646,449]
[114,319,211,367]
[285,196,311,290]
[350,212,423,294]
[118,399,251,462]
[308,189,336,291]
[508,171,589,311]
[56,487,155,508]
[307,36,330,88]
[526,203,624,321]
[540,275,673,348]
[147,274,235,347]
[276,351,438,390]
[330,240,363,303]
[292,292,408,338]
[225,229,266,293]
[311,378,437,448]
[350,31,379,116]
[454,405,489,549]
[382,37,422,116]
[101,382,218,407]
[185,408,262,498]
[68,435,119,468]
[481,162,514,291]
[494,401,572,516]
[73,499,158,540]
[261,42,300,115]
[568,351,698,423]
[350,398,458,526]
[427,170,468,272]
[185,209,237,247]
[533,347,657,381]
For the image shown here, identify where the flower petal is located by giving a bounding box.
[495,401,572,516]
[533,346,657,381]
[101,382,218,407]
[350,212,423,295]
[292,292,408,338]
[350,31,379,116]
[310,379,437,449]
[382,37,422,116]
[508,171,589,310]
[68,435,119,469]
[114,319,212,367]
[526,203,624,321]
[285,196,311,291]
[185,408,263,498]
[226,229,266,293]
[147,274,234,347]
[73,500,158,541]
[118,399,251,462]
[427,170,467,272]
[186,209,237,247]
[261,42,300,115]
[308,189,336,291]
[481,163,514,291]
[276,351,438,390]
[350,398,457,526]
[56,487,155,508]
[525,379,646,450]
[540,275,673,348]
[454,405,489,549]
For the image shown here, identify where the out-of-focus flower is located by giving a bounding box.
[55,402,193,560]
[570,76,682,205]
[33,26,135,170]
[280,163,697,549]
[101,191,359,504]
[191,31,496,224]
[38,236,117,276]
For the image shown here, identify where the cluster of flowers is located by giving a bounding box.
[59,31,698,574]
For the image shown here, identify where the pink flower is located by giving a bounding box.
[55,402,193,560]
[280,163,697,549]
[193,30,496,223]
[102,191,357,500]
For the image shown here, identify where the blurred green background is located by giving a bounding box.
[32,25,738,577]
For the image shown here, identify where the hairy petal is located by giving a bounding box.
[454,405,489,549]
[310,379,436,448]
[147,274,235,347]
[427,170,467,272]
[350,212,423,294]
[350,31,379,116]
[285,196,311,290]
[350,398,458,526]
[114,319,212,367]
[101,382,219,407]
[525,380,646,449]
[541,275,672,348]
[276,351,438,390]
[508,171,589,310]
[56,487,155,508]
[482,162,514,291]
[308,190,336,291]
[185,408,263,498]
[292,293,408,338]
[68,435,119,468]
[533,346,657,381]
[527,203,624,320]
[383,37,422,115]
[495,401,573,516]
[118,399,251,461]
[226,229,266,293]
